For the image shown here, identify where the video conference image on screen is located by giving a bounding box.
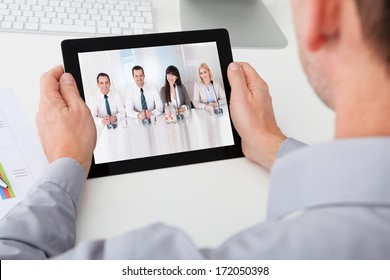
[78,42,235,165]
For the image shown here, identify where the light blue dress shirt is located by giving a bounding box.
[1,137,390,259]
[200,84,216,103]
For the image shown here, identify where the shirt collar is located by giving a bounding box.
[267,137,390,220]
[98,90,112,99]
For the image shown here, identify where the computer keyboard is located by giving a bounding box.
[0,0,154,36]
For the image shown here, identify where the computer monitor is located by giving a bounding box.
[180,0,288,49]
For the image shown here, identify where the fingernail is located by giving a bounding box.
[62,73,75,84]
[229,62,239,71]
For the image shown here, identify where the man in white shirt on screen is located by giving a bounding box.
[88,73,125,129]
[125,65,163,120]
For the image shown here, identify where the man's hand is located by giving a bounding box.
[145,110,152,119]
[138,111,151,120]
[137,111,146,120]
[228,62,286,171]
[109,115,117,123]
[36,66,97,177]
[102,116,111,125]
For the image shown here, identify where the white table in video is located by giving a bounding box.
[93,106,234,163]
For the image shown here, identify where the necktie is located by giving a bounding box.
[104,94,114,129]
[140,88,148,111]
[104,94,112,116]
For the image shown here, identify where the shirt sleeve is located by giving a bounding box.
[0,158,85,259]
[276,138,308,158]
[125,91,140,119]
[113,92,126,121]
[216,81,226,105]
[192,82,205,109]
[151,85,163,117]
[181,85,192,109]
[88,95,105,126]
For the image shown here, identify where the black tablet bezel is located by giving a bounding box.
[61,29,243,178]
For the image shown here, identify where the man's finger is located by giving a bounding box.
[39,65,64,108]
[240,63,269,94]
[40,65,64,101]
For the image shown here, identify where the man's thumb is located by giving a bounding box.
[59,73,83,107]
[228,62,248,100]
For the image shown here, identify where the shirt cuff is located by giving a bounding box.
[35,158,86,210]
[276,138,308,158]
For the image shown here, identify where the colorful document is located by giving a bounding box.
[0,88,48,219]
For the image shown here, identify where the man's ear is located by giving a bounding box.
[306,0,340,51]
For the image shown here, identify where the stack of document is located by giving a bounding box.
[0,88,48,219]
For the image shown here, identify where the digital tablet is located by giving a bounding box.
[62,29,243,178]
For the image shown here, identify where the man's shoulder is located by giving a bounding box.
[109,89,121,96]
[93,91,103,100]
[144,83,159,95]
[145,82,158,89]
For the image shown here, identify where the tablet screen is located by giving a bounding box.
[62,29,242,178]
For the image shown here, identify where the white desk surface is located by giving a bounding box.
[0,0,334,248]
[94,106,234,164]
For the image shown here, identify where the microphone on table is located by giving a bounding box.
[211,80,223,114]
[173,83,184,120]
[107,113,117,129]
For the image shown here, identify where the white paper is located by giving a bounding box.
[0,88,48,219]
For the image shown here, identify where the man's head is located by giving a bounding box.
[291,0,390,109]
[96,73,111,95]
[132,65,145,88]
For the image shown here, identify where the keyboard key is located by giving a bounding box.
[5,15,15,21]
[97,27,110,34]
[34,11,45,17]
[28,17,39,23]
[130,22,153,30]
[111,28,122,35]
[75,20,85,26]
[17,16,28,22]
[41,23,96,34]
[13,22,24,29]
[86,20,95,26]
[63,19,73,25]
[0,9,10,16]
[11,10,22,16]
[1,21,12,29]
[25,22,39,30]
[52,18,61,24]
[137,6,151,12]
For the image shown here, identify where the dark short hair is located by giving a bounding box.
[132,65,145,76]
[355,0,390,66]
[96,73,110,83]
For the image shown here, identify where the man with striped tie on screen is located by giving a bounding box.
[125,65,163,122]
[88,73,125,129]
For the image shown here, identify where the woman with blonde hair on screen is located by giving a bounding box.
[192,62,226,112]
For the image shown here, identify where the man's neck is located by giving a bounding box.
[334,61,390,138]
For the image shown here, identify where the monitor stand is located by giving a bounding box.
[180,0,288,49]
